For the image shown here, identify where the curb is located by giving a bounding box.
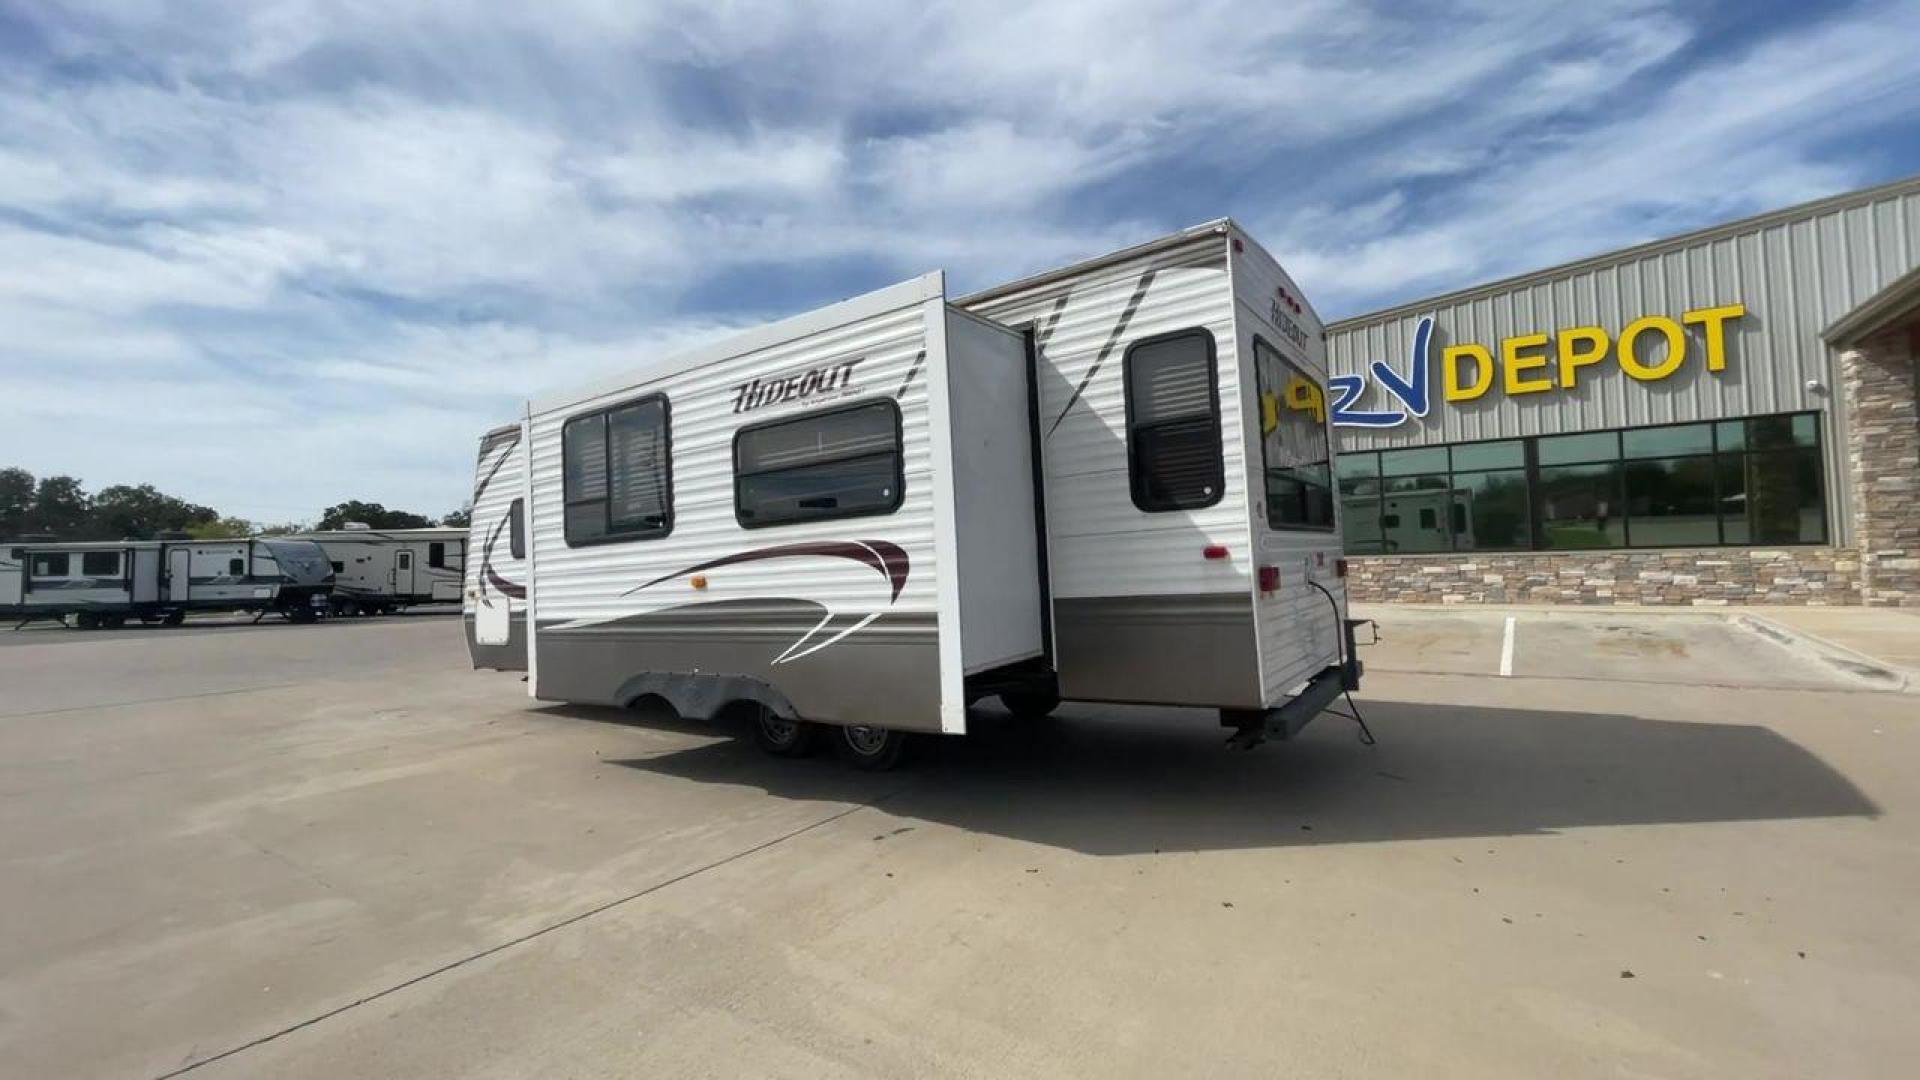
[1733,613,1915,694]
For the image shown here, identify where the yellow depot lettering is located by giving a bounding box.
[1556,326,1609,390]
[1284,375,1326,424]
[1502,332,1553,395]
[1683,303,1745,372]
[1443,344,1494,402]
[1619,316,1686,381]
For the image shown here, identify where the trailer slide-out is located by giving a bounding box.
[464,221,1363,766]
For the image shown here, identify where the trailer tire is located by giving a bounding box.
[288,606,318,624]
[75,612,101,630]
[162,610,186,626]
[101,614,127,629]
[835,724,910,771]
[999,689,1061,721]
[751,707,819,758]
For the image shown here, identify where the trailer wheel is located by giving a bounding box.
[162,610,186,627]
[287,606,319,624]
[751,707,819,758]
[999,689,1061,721]
[101,614,127,629]
[835,724,910,771]
[75,612,101,630]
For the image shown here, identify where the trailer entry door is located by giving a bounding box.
[167,547,192,603]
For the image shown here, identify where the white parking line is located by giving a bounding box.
[1500,615,1517,677]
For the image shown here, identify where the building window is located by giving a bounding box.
[564,395,672,546]
[1538,462,1625,548]
[31,553,70,577]
[1124,329,1223,512]
[1254,337,1334,529]
[81,551,120,576]
[734,399,903,528]
[508,498,526,560]
[428,541,446,569]
[1336,412,1826,554]
[1335,453,1385,554]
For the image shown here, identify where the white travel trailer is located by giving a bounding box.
[1,538,336,628]
[463,423,531,671]
[291,527,467,615]
[466,221,1362,766]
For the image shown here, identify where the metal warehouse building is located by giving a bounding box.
[1326,174,1920,607]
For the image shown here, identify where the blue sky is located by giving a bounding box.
[3,0,1918,521]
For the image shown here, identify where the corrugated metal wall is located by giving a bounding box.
[1328,177,1920,447]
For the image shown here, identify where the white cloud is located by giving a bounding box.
[0,0,1915,519]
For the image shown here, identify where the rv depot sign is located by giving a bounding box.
[1331,302,1747,428]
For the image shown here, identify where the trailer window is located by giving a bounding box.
[31,553,70,577]
[509,498,526,560]
[428,542,445,569]
[1124,329,1224,512]
[82,552,120,576]
[229,557,245,576]
[563,395,672,546]
[734,400,903,528]
[1254,337,1336,531]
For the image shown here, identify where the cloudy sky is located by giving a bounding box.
[4,0,1919,522]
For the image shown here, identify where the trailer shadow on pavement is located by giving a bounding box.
[546,697,1879,858]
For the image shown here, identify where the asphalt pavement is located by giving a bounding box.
[1,610,1914,1079]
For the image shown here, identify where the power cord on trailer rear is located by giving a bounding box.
[1306,578,1377,747]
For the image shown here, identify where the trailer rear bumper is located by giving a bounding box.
[1221,618,1365,744]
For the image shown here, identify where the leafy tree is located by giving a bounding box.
[317,500,434,530]
[31,475,90,538]
[441,505,472,528]
[254,521,312,537]
[185,516,259,539]
[0,467,33,536]
[91,483,220,539]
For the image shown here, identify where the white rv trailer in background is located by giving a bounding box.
[289,527,467,615]
[0,538,336,628]
[464,221,1361,766]
[463,422,531,671]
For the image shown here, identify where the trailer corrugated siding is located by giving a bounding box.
[523,280,949,728]
[966,231,1244,600]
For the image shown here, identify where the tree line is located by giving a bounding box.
[0,467,468,541]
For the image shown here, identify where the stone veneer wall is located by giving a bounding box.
[1841,327,1920,607]
[1347,547,1859,606]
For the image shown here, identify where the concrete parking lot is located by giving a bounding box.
[2,609,1916,1078]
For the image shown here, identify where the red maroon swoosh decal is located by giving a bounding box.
[624,540,909,602]
[472,431,521,505]
[481,514,526,599]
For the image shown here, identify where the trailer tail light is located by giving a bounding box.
[1203,545,1230,561]
[1335,558,1349,578]
[1258,565,1280,593]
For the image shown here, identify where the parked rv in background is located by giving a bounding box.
[1,538,336,628]
[466,220,1364,767]
[289,526,467,615]
[463,423,530,672]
